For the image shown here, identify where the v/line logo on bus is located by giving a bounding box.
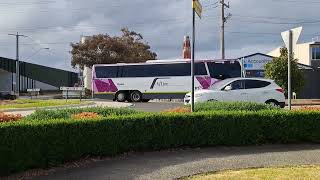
[150,78,170,89]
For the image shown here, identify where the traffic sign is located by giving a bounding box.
[281,26,302,50]
[192,0,202,18]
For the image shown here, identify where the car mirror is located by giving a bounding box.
[224,85,232,91]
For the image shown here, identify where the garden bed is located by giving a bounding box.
[0,99,90,110]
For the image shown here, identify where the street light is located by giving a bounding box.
[25,47,50,61]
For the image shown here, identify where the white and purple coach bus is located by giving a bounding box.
[92,59,241,102]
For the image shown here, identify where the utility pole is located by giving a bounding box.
[220,0,231,59]
[8,32,27,97]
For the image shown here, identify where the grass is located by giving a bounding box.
[185,165,320,180]
[0,99,90,110]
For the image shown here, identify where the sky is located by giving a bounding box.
[0,0,319,72]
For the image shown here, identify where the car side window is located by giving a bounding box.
[245,80,271,89]
[227,80,245,90]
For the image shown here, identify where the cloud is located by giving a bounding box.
[0,0,319,71]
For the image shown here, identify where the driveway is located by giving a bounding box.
[6,144,319,180]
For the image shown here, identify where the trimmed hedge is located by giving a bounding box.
[193,101,279,112]
[1,110,320,175]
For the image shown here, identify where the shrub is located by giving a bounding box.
[1,110,320,175]
[192,101,278,112]
[0,112,22,123]
[24,107,137,120]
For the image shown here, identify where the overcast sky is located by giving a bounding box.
[0,0,319,72]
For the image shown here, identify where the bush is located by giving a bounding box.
[193,101,278,112]
[24,107,137,120]
[1,110,320,175]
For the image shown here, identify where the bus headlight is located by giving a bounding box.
[195,94,204,98]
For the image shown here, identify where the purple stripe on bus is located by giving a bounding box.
[94,79,118,92]
[196,77,219,89]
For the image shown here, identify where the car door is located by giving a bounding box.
[221,80,247,102]
[243,80,272,103]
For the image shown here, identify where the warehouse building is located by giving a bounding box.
[0,57,78,94]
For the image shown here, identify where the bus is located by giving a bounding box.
[92,59,242,102]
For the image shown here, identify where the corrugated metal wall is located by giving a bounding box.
[0,57,78,89]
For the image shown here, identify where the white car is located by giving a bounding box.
[184,78,286,108]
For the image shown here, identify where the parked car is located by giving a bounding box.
[184,78,285,108]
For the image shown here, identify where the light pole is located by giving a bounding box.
[25,47,50,61]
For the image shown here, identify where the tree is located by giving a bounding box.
[265,47,304,95]
[71,28,157,68]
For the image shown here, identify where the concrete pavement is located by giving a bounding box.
[20,144,320,180]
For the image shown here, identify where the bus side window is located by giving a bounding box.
[95,66,118,78]
[195,62,207,75]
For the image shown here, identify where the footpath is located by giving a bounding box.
[6,144,320,180]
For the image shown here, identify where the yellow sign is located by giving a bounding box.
[192,0,202,18]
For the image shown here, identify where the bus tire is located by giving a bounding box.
[115,91,127,102]
[130,91,142,102]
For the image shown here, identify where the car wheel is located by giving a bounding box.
[130,91,142,102]
[115,92,127,102]
[266,100,279,107]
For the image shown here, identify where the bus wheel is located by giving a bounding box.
[130,91,142,102]
[116,92,127,102]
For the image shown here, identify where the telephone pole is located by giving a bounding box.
[8,32,27,97]
[220,0,231,59]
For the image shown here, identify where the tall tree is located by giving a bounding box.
[71,28,157,68]
[265,47,304,95]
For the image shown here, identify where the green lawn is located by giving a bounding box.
[185,165,320,180]
[0,99,90,110]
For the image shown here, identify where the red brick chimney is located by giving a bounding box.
[183,36,191,59]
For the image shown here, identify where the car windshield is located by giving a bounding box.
[210,79,234,90]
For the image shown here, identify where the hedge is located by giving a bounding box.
[193,101,279,112]
[1,110,320,175]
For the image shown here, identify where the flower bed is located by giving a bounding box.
[0,112,22,123]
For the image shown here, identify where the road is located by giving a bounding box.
[17,144,320,180]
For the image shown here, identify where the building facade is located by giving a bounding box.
[268,41,320,68]
[238,53,273,78]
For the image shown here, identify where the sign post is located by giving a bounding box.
[191,0,202,112]
[281,27,302,110]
